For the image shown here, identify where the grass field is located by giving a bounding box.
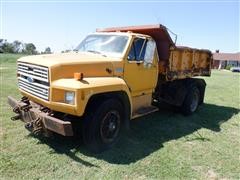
[1,53,240,179]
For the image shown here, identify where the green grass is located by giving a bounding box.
[1,53,240,179]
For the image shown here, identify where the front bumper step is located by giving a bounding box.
[7,96,73,136]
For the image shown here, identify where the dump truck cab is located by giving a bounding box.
[13,31,158,116]
[8,24,212,153]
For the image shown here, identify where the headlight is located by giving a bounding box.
[64,91,75,105]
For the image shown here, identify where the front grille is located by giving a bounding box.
[18,62,49,82]
[18,62,49,100]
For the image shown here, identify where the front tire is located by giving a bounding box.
[181,86,200,115]
[82,99,123,153]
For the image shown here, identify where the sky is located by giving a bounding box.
[1,0,239,53]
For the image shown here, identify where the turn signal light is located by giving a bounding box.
[74,72,83,81]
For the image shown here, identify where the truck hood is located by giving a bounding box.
[17,52,123,81]
[18,52,119,67]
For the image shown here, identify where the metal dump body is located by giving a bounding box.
[97,24,212,82]
[167,46,212,81]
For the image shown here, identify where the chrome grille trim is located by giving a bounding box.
[18,77,49,100]
[17,62,49,100]
[18,62,49,82]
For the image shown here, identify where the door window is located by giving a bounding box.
[144,40,156,64]
[128,38,146,61]
[128,37,156,64]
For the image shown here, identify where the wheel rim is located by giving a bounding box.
[100,110,121,144]
[190,90,199,112]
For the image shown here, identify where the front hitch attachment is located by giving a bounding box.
[25,122,33,131]
[13,106,20,114]
[24,117,43,135]
[21,96,30,105]
[11,106,21,120]
[32,117,43,135]
[21,105,32,112]
[11,115,21,121]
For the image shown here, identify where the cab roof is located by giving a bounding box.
[92,31,152,39]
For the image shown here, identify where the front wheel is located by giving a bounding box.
[181,86,200,115]
[82,99,123,153]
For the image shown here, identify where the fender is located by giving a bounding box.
[50,77,132,116]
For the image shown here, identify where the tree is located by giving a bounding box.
[13,40,23,53]
[24,43,37,55]
[0,40,39,54]
[62,49,71,53]
[1,41,14,53]
[43,47,51,54]
[0,39,4,53]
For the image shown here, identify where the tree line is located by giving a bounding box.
[0,39,52,55]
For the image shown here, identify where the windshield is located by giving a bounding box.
[75,34,129,58]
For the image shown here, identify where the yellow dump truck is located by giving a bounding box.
[8,24,212,152]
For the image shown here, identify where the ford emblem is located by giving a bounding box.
[42,89,48,94]
[27,77,34,83]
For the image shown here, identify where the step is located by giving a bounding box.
[132,106,159,119]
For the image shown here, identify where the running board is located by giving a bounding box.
[132,106,159,119]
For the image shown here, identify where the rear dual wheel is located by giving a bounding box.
[181,86,200,115]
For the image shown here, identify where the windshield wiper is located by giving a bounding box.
[87,50,101,54]
[87,50,107,57]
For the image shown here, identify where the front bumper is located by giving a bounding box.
[7,96,73,136]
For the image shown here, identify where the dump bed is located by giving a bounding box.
[97,24,212,81]
[166,46,212,81]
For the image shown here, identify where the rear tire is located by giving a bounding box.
[82,98,123,153]
[181,86,200,115]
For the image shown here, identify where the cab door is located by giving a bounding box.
[123,36,158,97]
